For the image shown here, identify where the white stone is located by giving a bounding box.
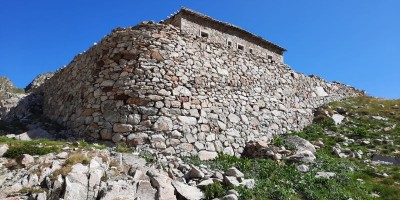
[315,86,328,97]
[153,116,173,131]
[0,144,8,157]
[16,154,34,167]
[198,151,218,161]
[332,114,345,125]
[177,116,197,125]
[172,180,204,200]
[172,86,191,96]
[228,113,240,123]
[225,167,244,178]
[315,172,336,179]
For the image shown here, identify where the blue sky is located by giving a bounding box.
[0,1,399,98]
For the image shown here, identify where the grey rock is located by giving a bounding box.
[113,123,133,133]
[285,136,316,153]
[56,152,68,159]
[153,116,173,132]
[315,172,336,179]
[198,151,218,161]
[224,176,240,187]
[16,154,35,167]
[315,86,328,97]
[0,144,8,157]
[225,167,244,178]
[177,116,197,125]
[188,166,205,179]
[172,180,205,200]
[135,180,157,200]
[222,194,238,200]
[286,150,316,163]
[240,179,255,189]
[296,164,310,172]
[148,170,177,200]
[331,114,345,125]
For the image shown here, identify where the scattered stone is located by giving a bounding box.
[198,151,218,161]
[0,144,8,157]
[315,172,336,179]
[225,167,244,178]
[331,114,345,125]
[224,176,240,187]
[296,164,310,172]
[187,166,204,179]
[285,136,316,153]
[16,154,35,167]
[172,180,204,200]
[56,152,68,159]
[286,150,316,163]
[147,170,177,200]
[222,194,238,200]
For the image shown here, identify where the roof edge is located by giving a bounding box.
[168,7,287,52]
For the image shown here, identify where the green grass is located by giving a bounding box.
[185,96,400,200]
[0,136,105,158]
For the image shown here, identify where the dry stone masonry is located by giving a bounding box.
[8,8,363,157]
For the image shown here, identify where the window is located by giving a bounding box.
[249,48,253,54]
[227,40,232,47]
[237,44,244,51]
[268,55,273,60]
[200,30,209,38]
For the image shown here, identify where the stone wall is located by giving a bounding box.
[24,23,361,157]
[165,13,284,63]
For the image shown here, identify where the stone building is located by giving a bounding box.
[7,8,362,158]
[164,7,286,63]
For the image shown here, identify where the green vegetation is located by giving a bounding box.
[115,143,132,153]
[185,96,400,200]
[139,150,156,163]
[0,136,105,158]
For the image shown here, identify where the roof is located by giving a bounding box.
[166,7,286,53]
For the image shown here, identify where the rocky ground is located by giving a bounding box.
[0,96,399,200]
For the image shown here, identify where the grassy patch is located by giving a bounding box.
[139,150,156,163]
[115,143,132,153]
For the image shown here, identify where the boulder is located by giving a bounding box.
[97,180,137,200]
[225,167,244,178]
[172,180,204,200]
[147,170,177,200]
[315,86,328,97]
[222,194,238,200]
[224,176,240,187]
[296,164,310,172]
[187,166,204,179]
[64,164,89,200]
[315,172,336,179]
[0,144,8,157]
[285,136,316,153]
[331,114,345,125]
[286,150,316,163]
[198,151,218,161]
[16,154,34,167]
[135,180,157,200]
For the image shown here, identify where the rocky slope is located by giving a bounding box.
[24,72,54,93]
[0,77,26,120]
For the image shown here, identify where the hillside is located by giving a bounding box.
[0,77,26,120]
[0,96,398,199]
